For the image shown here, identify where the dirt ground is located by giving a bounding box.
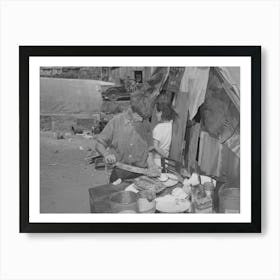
[40,131,108,213]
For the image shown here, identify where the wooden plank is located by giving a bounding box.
[169,91,190,162]
[186,123,201,174]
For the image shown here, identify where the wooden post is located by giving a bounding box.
[169,91,190,163]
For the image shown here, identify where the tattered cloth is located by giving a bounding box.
[200,67,240,157]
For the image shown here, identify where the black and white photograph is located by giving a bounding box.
[39,66,240,215]
[19,46,260,232]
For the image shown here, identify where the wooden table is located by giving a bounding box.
[88,181,181,213]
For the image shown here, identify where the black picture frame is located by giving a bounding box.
[20,46,261,233]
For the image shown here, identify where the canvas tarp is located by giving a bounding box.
[169,67,209,162]
[178,67,240,157]
[183,67,240,183]
[152,66,240,163]
[162,66,241,182]
[40,77,114,115]
[200,67,240,157]
[179,67,210,120]
[179,66,240,126]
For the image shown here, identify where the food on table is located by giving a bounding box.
[134,172,180,192]
[172,187,188,199]
[134,176,165,193]
[156,195,191,213]
[158,173,169,182]
[161,173,179,187]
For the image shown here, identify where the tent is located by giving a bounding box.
[151,66,240,185]
[40,77,114,115]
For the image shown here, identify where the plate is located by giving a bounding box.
[162,173,179,187]
[158,173,169,182]
[156,195,191,213]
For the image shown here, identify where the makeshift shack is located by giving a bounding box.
[88,66,240,214]
[151,66,240,187]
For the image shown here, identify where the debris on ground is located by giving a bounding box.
[56,132,65,140]
[64,132,72,138]
[82,134,93,140]
[71,125,83,135]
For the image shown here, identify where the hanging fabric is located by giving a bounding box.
[179,67,210,120]
[200,67,240,157]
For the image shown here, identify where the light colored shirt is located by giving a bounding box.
[97,108,153,168]
[153,121,173,166]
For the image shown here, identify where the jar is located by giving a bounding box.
[204,182,215,200]
[138,190,156,213]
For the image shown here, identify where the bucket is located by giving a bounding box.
[109,191,139,213]
[218,186,240,213]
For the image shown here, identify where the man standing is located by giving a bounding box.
[96,89,160,183]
